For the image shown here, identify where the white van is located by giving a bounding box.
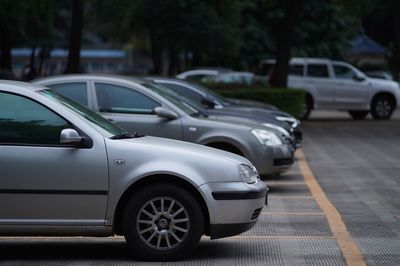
[261,58,400,119]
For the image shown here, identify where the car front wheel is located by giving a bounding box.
[371,95,395,119]
[123,183,204,261]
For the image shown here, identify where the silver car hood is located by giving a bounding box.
[369,77,399,88]
[117,136,250,165]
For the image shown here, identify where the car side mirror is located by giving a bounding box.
[154,106,178,120]
[201,96,216,109]
[60,128,82,144]
[353,74,366,82]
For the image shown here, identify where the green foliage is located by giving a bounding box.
[291,0,352,59]
[214,87,305,118]
[0,0,55,46]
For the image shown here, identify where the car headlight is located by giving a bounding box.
[262,123,291,137]
[276,116,299,128]
[239,164,259,184]
[251,129,283,146]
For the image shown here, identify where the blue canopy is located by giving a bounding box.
[348,33,387,55]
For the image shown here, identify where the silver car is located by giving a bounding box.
[34,75,294,175]
[0,80,267,261]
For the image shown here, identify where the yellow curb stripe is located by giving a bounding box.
[260,212,325,216]
[296,149,365,266]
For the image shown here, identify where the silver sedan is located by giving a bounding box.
[0,80,267,261]
[34,75,294,175]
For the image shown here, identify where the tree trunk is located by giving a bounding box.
[168,46,179,76]
[150,30,163,74]
[0,28,12,71]
[271,0,304,88]
[392,0,400,82]
[65,0,83,74]
[38,46,49,76]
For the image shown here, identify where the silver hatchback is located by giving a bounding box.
[34,75,294,175]
[0,80,267,261]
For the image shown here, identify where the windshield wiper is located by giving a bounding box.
[110,132,136,139]
[111,132,146,139]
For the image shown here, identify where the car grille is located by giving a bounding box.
[273,158,294,166]
[294,130,303,140]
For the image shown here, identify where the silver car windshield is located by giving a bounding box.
[39,89,131,138]
[187,82,229,106]
[141,83,200,116]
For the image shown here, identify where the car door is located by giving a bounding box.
[305,63,336,108]
[332,63,370,109]
[0,91,108,225]
[92,82,183,140]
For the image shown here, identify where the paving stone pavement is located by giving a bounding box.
[302,110,400,266]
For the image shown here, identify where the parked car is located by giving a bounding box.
[145,77,302,146]
[202,71,255,85]
[0,80,267,261]
[34,75,294,175]
[149,83,297,151]
[176,68,231,82]
[260,58,400,119]
[144,79,297,149]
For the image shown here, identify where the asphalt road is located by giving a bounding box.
[0,110,399,265]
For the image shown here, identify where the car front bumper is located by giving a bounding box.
[199,180,268,239]
[251,144,294,175]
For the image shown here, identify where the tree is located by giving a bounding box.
[0,1,28,71]
[65,0,83,73]
[363,0,400,81]
[269,0,304,87]
[91,0,242,74]
[0,0,55,76]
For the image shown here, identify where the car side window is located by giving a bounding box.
[333,65,355,79]
[161,83,204,104]
[95,83,160,114]
[48,82,88,106]
[0,92,71,145]
[307,64,329,78]
[289,64,304,76]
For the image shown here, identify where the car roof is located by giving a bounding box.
[33,74,146,84]
[261,57,332,64]
[0,79,47,93]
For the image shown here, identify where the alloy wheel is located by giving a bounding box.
[136,197,190,250]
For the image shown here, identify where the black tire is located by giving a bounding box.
[123,183,204,261]
[299,95,312,120]
[371,95,395,120]
[348,111,369,120]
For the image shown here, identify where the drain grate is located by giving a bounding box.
[304,254,346,266]
[289,215,333,237]
[367,254,400,266]
[344,215,399,239]
[298,238,342,255]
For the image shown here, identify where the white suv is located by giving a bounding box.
[261,58,400,119]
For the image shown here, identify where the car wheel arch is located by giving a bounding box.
[112,174,211,236]
[371,92,397,107]
[205,141,244,156]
